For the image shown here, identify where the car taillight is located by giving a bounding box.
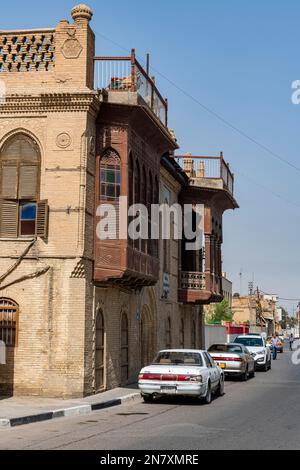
[176,375,202,382]
[139,373,161,380]
[139,374,202,382]
[213,356,242,362]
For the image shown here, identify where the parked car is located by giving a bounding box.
[208,343,255,381]
[138,349,225,404]
[266,336,284,353]
[233,334,271,371]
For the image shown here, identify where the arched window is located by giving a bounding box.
[100,148,121,201]
[141,307,154,368]
[0,134,47,238]
[134,159,140,251]
[128,153,134,247]
[147,171,153,256]
[153,176,159,257]
[121,313,129,384]
[166,317,171,349]
[180,318,185,349]
[141,165,147,253]
[0,298,18,347]
[95,310,105,391]
[163,195,171,274]
[128,153,134,207]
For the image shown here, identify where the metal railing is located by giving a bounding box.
[175,153,234,195]
[180,271,206,291]
[94,49,168,127]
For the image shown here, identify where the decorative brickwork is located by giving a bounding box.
[0,31,55,73]
[70,260,86,279]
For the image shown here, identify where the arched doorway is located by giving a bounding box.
[95,310,105,391]
[121,313,129,385]
[0,298,18,347]
[140,307,155,367]
[0,298,18,396]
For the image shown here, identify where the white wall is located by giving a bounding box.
[205,325,227,349]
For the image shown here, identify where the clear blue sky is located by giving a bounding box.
[2,0,300,314]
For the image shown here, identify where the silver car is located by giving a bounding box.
[208,343,256,381]
[138,349,225,404]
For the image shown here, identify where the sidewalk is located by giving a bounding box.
[0,386,140,429]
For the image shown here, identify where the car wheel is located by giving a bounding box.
[216,377,225,397]
[249,367,256,379]
[202,382,212,404]
[142,394,154,403]
[268,360,272,370]
[241,366,248,381]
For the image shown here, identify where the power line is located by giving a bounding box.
[235,169,300,209]
[259,290,300,302]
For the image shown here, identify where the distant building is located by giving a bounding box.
[222,273,232,307]
[232,293,281,335]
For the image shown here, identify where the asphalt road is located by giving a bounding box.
[1,349,300,450]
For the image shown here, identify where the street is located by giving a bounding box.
[0,350,299,450]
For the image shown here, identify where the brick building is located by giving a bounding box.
[0,5,238,397]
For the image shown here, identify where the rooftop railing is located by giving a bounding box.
[94,49,168,127]
[175,153,234,195]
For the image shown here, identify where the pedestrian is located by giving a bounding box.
[271,334,279,360]
[289,333,294,351]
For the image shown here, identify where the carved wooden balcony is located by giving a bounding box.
[178,271,223,304]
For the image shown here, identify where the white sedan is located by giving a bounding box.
[138,349,225,404]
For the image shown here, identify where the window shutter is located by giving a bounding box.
[36,200,49,239]
[19,166,38,199]
[0,200,18,238]
[1,165,18,198]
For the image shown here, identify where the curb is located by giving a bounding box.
[0,392,141,429]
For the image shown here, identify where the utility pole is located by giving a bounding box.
[239,268,243,296]
[256,286,263,330]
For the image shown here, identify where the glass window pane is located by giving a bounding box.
[101,170,106,183]
[116,172,121,184]
[106,185,115,198]
[20,203,37,220]
[106,170,116,184]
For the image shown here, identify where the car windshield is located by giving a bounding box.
[208,344,242,353]
[234,337,263,347]
[153,351,203,366]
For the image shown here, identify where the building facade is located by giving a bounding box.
[222,273,232,307]
[232,293,280,335]
[0,5,238,397]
